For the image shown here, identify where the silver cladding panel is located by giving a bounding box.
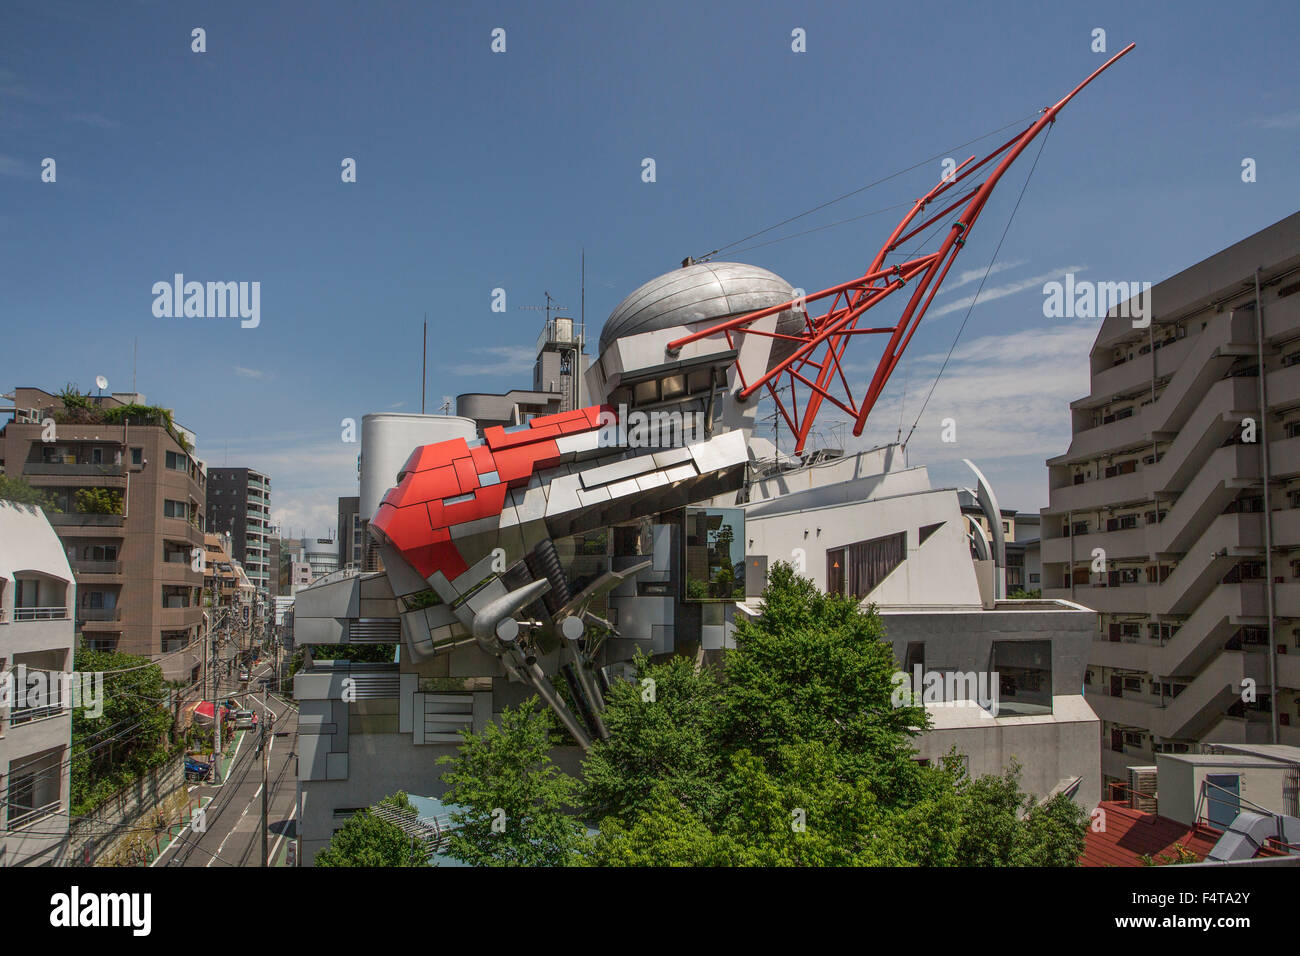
[598,261,802,359]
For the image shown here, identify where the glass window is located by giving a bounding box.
[683,507,745,602]
[989,640,1053,716]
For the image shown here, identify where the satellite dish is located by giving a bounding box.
[95,375,108,391]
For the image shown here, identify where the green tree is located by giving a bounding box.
[580,653,725,825]
[0,475,60,511]
[314,794,429,867]
[720,562,928,806]
[439,698,586,866]
[71,649,175,815]
[73,487,123,515]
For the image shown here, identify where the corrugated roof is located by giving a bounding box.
[1080,801,1220,867]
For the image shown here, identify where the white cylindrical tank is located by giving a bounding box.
[359,413,478,520]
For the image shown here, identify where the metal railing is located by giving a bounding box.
[77,607,120,622]
[6,800,63,830]
[13,607,69,622]
[46,513,125,528]
[24,462,124,477]
[72,559,122,575]
[9,704,66,726]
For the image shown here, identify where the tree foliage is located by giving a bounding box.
[440,562,1089,867]
[314,794,430,868]
[0,475,61,511]
[438,698,586,866]
[71,649,175,815]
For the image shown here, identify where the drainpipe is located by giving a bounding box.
[1254,268,1278,744]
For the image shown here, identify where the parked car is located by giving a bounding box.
[238,667,250,682]
[233,710,257,729]
[184,757,212,783]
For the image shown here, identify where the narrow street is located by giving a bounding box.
[154,658,299,868]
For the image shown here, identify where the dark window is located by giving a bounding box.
[989,640,1052,716]
[847,532,905,598]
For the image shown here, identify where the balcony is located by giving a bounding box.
[12,607,69,622]
[24,462,126,478]
[8,703,67,726]
[6,800,63,831]
[71,559,122,576]
[77,607,121,622]
[46,513,125,529]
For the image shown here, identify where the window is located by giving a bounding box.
[164,499,188,519]
[166,450,187,471]
[826,548,846,596]
[989,640,1052,716]
[131,447,143,466]
[683,507,745,602]
[844,532,906,598]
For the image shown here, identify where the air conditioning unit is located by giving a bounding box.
[1128,766,1158,813]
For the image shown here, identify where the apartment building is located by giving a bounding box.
[203,532,255,673]
[0,501,76,866]
[1042,212,1300,793]
[205,467,272,597]
[0,388,207,681]
[337,496,361,571]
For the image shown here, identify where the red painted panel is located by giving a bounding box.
[403,438,471,474]
[443,483,508,526]
[403,465,460,503]
[453,456,480,493]
[470,444,495,474]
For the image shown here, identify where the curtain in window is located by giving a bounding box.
[848,532,905,597]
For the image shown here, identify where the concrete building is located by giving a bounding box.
[205,467,272,597]
[203,532,255,675]
[0,501,76,866]
[337,496,361,571]
[1041,212,1300,796]
[290,260,1103,863]
[0,388,207,680]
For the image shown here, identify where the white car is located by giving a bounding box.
[233,710,256,729]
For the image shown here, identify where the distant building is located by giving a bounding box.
[0,387,207,680]
[205,467,271,596]
[0,500,76,865]
[337,496,361,570]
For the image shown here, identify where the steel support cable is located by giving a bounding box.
[902,122,1053,449]
[698,111,1041,261]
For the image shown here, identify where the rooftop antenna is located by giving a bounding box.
[94,375,108,399]
[131,337,137,394]
[581,249,585,344]
[439,395,452,415]
[421,315,427,414]
[519,291,567,326]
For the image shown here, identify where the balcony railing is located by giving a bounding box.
[46,513,125,528]
[23,462,125,477]
[72,559,122,575]
[9,704,66,726]
[13,607,69,622]
[6,800,63,830]
[77,607,120,622]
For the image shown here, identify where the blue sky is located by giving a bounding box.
[2,0,1298,537]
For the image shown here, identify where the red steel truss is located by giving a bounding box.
[666,43,1135,455]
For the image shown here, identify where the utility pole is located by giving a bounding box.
[261,720,269,866]
[212,632,222,785]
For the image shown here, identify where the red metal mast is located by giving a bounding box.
[666,43,1136,455]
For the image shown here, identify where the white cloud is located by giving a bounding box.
[441,345,536,376]
[233,366,265,379]
[1252,111,1300,130]
[200,434,358,541]
[786,317,1102,510]
[936,258,1027,295]
[67,112,120,129]
[928,265,1087,318]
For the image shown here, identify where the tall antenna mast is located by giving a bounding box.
[421,316,427,414]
